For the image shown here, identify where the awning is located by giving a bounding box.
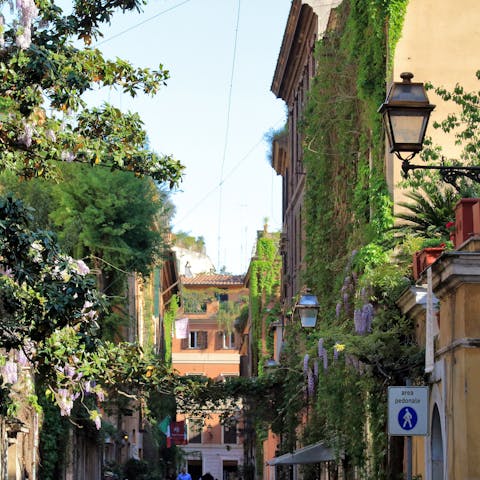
[266,441,336,465]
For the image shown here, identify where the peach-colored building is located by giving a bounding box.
[172,273,247,480]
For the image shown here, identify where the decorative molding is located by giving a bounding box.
[435,338,480,357]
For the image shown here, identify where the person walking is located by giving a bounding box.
[177,467,192,480]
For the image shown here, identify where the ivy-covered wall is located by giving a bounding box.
[274,1,426,478]
[248,233,282,377]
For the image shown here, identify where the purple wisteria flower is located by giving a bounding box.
[354,303,374,335]
[17,122,33,147]
[61,150,75,162]
[2,361,18,384]
[63,364,76,378]
[56,389,74,416]
[303,353,310,375]
[307,368,315,397]
[0,265,14,278]
[16,349,28,367]
[313,360,319,381]
[318,338,324,358]
[323,351,328,372]
[343,292,349,311]
[45,129,56,142]
[93,414,101,430]
[335,302,342,318]
[96,388,105,402]
[15,0,39,49]
[76,259,90,276]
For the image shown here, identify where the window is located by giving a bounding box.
[223,331,236,349]
[223,418,237,444]
[181,331,208,350]
[215,331,238,350]
[187,418,202,444]
[216,292,229,303]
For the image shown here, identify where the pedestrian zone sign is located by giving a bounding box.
[388,386,428,436]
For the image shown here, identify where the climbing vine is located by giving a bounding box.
[280,1,419,478]
[248,233,281,376]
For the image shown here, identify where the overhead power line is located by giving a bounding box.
[95,0,193,47]
[173,117,285,229]
[217,0,241,270]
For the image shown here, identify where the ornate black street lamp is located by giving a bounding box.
[378,72,480,189]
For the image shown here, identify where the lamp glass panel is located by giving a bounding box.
[389,110,428,147]
[299,307,317,327]
[390,84,428,102]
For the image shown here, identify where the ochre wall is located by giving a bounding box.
[389,0,480,208]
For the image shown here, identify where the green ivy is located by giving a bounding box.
[285,0,418,477]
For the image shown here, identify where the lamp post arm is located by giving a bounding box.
[401,160,480,191]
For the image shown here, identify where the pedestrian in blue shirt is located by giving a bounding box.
[177,467,192,480]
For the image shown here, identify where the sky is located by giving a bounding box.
[84,0,292,274]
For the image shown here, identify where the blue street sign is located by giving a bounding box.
[388,386,428,436]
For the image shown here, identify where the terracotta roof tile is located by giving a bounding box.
[180,273,245,286]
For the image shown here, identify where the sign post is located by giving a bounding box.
[388,385,428,480]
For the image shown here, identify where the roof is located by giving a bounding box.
[180,273,245,287]
[266,442,337,465]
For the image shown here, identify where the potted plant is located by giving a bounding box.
[412,238,452,280]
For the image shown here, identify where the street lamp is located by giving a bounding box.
[295,290,319,328]
[378,72,435,162]
[379,72,480,189]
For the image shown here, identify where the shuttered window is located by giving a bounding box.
[184,331,208,349]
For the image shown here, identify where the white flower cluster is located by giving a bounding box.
[15,0,38,49]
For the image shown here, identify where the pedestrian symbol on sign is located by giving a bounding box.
[398,407,417,431]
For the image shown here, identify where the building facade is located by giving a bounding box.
[268,0,480,479]
[172,273,247,480]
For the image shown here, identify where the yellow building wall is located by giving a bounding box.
[389,0,480,208]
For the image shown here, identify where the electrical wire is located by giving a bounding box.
[94,0,193,47]
[217,0,241,270]
[173,118,284,229]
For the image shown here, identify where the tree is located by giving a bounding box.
[0,0,189,435]
[0,0,184,185]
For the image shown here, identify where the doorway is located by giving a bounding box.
[431,404,444,479]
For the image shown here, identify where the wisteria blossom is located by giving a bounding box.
[76,259,90,275]
[317,338,324,358]
[313,359,319,381]
[307,368,315,397]
[15,0,39,49]
[17,121,34,147]
[90,409,102,430]
[61,150,75,162]
[45,129,56,142]
[56,388,75,416]
[16,349,29,367]
[29,240,43,263]
[2,360,18,384]
[63,364,76,378]
[303,353,310,375]
[82,300,97,321]
[354,303,374,335]
[0,265,14,277]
